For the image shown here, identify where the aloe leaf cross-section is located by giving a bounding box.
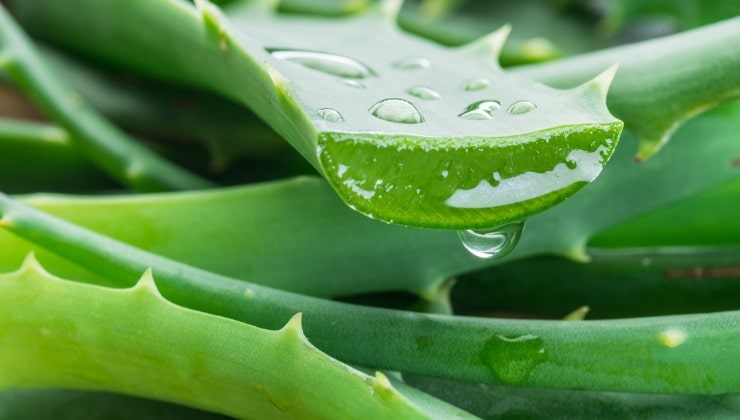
[13,0,624,228]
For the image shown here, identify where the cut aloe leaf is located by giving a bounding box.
[213,1,623,229]
[12,0,622,228]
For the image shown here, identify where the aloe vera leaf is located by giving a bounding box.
[2,196,740,393]
[0,113,313,194]
[589,0,740,36]
[278,0,372,15]
[0,5,213,192]
[14,1,737,168]
[398,0,600,65]
[30,47,288,171]
[0,100,737,300]
[2,117,736,299]
[589,178,740,248]
[0,254,468,419]
[516,99,740,261]
[0,118,113,193]
[11,0,622,229]
[281,0,599,65]
[1,178,474,297]
[0,389,229,420]
[514,16,740,160]
[454,246,740,320]
[403,374,740,419]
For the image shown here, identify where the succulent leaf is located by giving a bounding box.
[11,0,622,228]
[224,0,624,228]
[2,189,740,394]
[0,253,462,419]
[516,17,740,160]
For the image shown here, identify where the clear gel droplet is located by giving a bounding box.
[340,79,365,88]
[480,334,546,385]
[369,98,424,124]
[507,100,537,115]
[267,48,375,79]
[392,57,431,70]
[318,108,344,123]
[464,78,489,91]
[458,220,524,259]
[459,100,501,120]
[407,85,441,100]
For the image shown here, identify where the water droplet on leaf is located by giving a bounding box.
[318,108,344,123]
[459,100,501,120]
[481,334,546,385]
[507,100,537,115]
[458,220,524,259]
[392,57,431,70]
[268,48,375,79]
[369,98,424,124]
[340,79,365,88]
[407,85,441,100]
[464,78,489,91]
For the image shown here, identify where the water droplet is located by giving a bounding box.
[464,78,489,91]
[392,57,431,70]
[565,158,577,169]
[369,98,424,124]
[459,100,501,120]
[267,48,375,79]
[507,100,537,115]
[480,334,546,385]
[340,79,365,88]
[318,108,344,123]
[407,85,441,100]
[458,220,524,259]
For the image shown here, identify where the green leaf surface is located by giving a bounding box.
[0,254,466,419]
[455,246,740,320]
[3,178,472,298]
[0,101,737,301]
[0,118,112,194]
[11,0,622,228]
[404,374,740,419]
[590,178,740,248]
[515,16,740,159]
[397,0,601,65]
[0,389,229,420]
[2,191,740,394]
[0,4,213,191]
[30,47,288,171]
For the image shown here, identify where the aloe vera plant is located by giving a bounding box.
[1,0,739,418]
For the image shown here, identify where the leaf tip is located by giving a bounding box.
[195,0,230,51]
[575,62,619,101]
[265,61,288,91]
[635,134,668,161]
[257,0,280,12]
[458,24,511,63]
[565,245,590,263]
[20,250,43,273]
[563,305,590,321]
[132,267,163,297]
[281,312,306,339]
[377,0,404,21]
[373,371,395,395]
